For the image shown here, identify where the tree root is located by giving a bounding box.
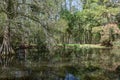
[0,26,15,56]
[0,40,15,56]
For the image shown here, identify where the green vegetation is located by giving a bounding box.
[0,0,120,80]
[0,0,120,55]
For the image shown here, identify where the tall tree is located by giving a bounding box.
[0,0,17,55]
[0,0,63,55]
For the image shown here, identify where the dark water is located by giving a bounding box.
[0,48,120,80]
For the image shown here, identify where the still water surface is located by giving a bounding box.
[0,48,120,80]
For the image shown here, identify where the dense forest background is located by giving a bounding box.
[0,0,120,54]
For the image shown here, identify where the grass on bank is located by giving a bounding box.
[57,44,107,49]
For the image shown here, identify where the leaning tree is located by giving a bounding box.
[0,0,16,55]
[0,0,62,55]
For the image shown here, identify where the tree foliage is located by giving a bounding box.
[0,0,120,55]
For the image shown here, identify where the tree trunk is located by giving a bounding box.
[0,0,15,55]
[0,26,14,55]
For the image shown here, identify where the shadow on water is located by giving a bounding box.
[0,47,120,80]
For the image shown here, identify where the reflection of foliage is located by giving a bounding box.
[116,13,120,28]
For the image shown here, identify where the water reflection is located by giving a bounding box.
[0,55,14,67]
[0,54,32,80]
[0,48,119,80]
[65,73,79,80]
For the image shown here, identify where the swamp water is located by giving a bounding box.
[0,47,120,80]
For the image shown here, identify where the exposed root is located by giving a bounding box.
[0,26,15,56]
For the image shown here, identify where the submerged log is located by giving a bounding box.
[17,44,37,50]
[101,39,113,47]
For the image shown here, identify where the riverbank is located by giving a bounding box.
[58,44,108,49]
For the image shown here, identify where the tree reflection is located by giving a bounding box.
[0,55,14,68]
